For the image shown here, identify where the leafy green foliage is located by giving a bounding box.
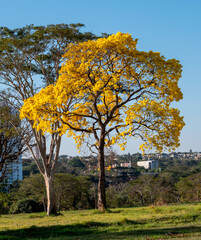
[106,174,179,208]
[67,158,85,168]
[54,174,91,210]
[9,199,43,214]
[11,174,93,211]
[11,174,46,203]
[106,184,131,208]
[176,173,201,203]
[0,192,11,214]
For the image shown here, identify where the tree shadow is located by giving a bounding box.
[0,222,201,240]
[105,226,201,239]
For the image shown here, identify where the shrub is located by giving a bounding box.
[10,199,43,214]
[0,193,10,214]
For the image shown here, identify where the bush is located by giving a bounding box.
[0,193,10,214]
[54,174,92,210]
[10,199,43,214]
[11,173,93,212]
[106,183,132,208]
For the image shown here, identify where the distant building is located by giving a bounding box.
[158,153,168,159]
[2,157,23,185]
[112,163,118,168]
[137,159,158,170]
[120,161,132,168]
[170,152,177,158]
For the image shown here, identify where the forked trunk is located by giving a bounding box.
[97,136,106,210]
[44,175,57,216]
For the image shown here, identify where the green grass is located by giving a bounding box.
[1,203,201,239]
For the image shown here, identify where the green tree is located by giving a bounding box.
[106,183,131,208]
[0,192,11,214]
[11,174,46,211]
[68,157,85,168]
[54,174,91,210]
[11,173,92,211]
[0,24,96,215]
[175,173,201,203]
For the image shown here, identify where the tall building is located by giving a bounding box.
[2,157,23,185]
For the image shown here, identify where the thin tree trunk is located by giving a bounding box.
[43,198,46,213]
[58,196,61,213]
[97,135,106,210]
[140,194,144,206]
[44,175,57,216]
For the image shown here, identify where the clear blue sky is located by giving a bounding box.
[1,0,201,155]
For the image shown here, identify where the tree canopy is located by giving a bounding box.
[20,32,185,210]
[0,23,96,215]
[20,32,184,152]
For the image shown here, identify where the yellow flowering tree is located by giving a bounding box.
[20,32,185,210]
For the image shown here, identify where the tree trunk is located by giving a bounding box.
[58,196,61,213]
[140,194,144,206]
[44,175,57,216]
[43,198,46,213]
[97,136,106,210]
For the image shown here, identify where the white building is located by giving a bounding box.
[3,157,23,185]
[120,161,132,168]
[137,159,158,170]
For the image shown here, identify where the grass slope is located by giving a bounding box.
[1,203,201,239]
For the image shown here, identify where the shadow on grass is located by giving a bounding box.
[1,221,201,240]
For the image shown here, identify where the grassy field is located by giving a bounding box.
[1,203,201,239]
